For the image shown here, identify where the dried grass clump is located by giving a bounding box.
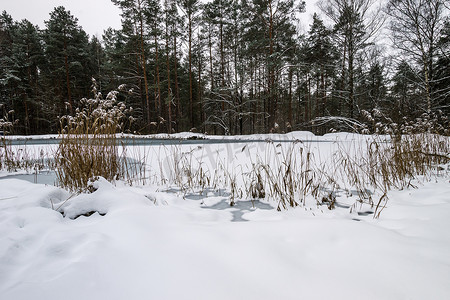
[250,142,319,211]
[1,110,25,172]
[333,132,449,217]
[1,109,12,170]
[0,143,37,172]
[161,145,214,196]
[162,132,448,216]
[55,79,134,192]
[0,138,11,171]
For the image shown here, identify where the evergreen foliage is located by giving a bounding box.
[0,0,448,135]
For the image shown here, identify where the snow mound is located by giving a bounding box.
[0,176,449,299]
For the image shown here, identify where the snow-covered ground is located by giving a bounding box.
[1,132,449,300]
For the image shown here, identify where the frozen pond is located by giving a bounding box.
[0,171,57,186]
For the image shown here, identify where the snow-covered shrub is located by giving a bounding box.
[361,109,449,135]
[0,106,16,135]
[55,79,134,192]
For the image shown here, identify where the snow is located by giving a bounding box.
[0,130,357,141]
[1,133,450,299]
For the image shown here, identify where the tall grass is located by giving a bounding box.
[1,110,15,171]
[55,80,136,192]
[333,133,449,216]
[1,113,53,172]
[150,132,448,216]
[3,96,449,218]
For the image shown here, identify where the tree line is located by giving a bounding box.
[0,0,448,135]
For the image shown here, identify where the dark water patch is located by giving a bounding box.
[357,211,374,216]
[8,137,341,146]
[334,202,351,209]
[71,211,106,220]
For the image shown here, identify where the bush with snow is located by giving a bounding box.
[55,79,134,192]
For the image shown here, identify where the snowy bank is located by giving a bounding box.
[1,175,450,300]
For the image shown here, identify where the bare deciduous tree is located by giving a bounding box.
[318,0,385,118]
[386,0,448,114]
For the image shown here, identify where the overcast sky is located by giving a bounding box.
[2,0,123,38]
[2,0,320,38]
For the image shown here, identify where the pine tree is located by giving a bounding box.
[0,11,18,132]
[245,0,305,131]
[42,6,91,120]
[306,13,337,122]
[179,0,201,130]
[112,0,153,130]
[360,61,387,111]
[202,0,230,134]
[0,13,46,134]
[390,61,422,123]
[319,0,384,119]
[164,0,174,133]
[87,36,106,90]
[145,0,163,131]
[12,19,45,134]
